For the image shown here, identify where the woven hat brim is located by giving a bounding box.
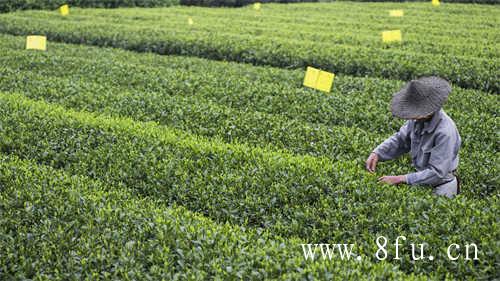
[391,78,450,119]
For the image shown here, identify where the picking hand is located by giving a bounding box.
[365,152,379,173]
[378,175,407,185]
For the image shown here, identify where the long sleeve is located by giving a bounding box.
[406,132,456,186]
[373,121,411,161]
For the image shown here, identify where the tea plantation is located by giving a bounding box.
[0,1,498,280]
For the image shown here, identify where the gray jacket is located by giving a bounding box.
[374,109,461,186]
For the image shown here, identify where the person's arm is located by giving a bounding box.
[405,132,455,186]
[373,121,412,161]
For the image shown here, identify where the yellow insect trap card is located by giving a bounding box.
[382,30,402,43]
[432,0,440,6]
[303,66,335,93]
[253,2,261,11]
[389,10,404,17]
[60,4,69,16]
[188,17,194,25]
[26,36,47,51]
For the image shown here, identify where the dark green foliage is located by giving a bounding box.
[2,154,424,280]
[0,3,497,92]
[0,93,498,279]
[0,0,179,13]
[0,2,497,279]
[180,0,318,8]
[0,34,497,198]
[331,0,498,4]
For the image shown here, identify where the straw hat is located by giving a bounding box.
[391,76,451,119]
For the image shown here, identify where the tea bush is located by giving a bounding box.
[0,0,179,13]
[2,154,432,280]
[0,93,498,279]
[0,3,498,92]
[0,34,497,198]
[0,2,498,279]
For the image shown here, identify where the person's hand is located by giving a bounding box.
[365,152,379,173]
[378,175,407,185]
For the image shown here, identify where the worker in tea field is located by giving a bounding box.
[366,77,461,198]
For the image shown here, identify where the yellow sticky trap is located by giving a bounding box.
[432,0,440,6]
[26,35,47,51]
[316,71,335,93]
[253,2,261,11]
[382,30,402,43]
[188,17,194,25]
[59,4,69,16]
[389,10,404,17]
[303,66,335,93]
[303,67,320,89]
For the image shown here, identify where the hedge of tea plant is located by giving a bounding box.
[2,154,436,280]
[0,2,498,279]
[0,0,496,13]
[0,34,497,198]
[333,0,499,3]
[0,93,498,279]
[185,0,500,5]
[181,0,320,7]
[0,0,179,13]
[0,2,498,92]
